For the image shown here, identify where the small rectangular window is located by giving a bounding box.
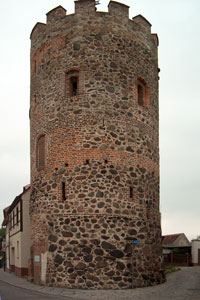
[62,182,66,201]
[13,212,15,228]
[17,241,19,259]
[130,187,133,198]
[16,207,19,223]
[37,135,45,170]
[33,60,37,74]
[70,77,78,96]
[138,84,144,106]
[66,70,79,98]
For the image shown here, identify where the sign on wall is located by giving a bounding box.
[34,255,40,263]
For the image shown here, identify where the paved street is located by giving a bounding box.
[0,280,75,300]
[0,267,199,299]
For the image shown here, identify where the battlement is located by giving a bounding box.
[75,0,129,16]
[30,22,46,40]
[132,15,151,33]
[75,0,96,14]
[108,1,129,18]
[46,6,66,23]
[30,1,154,41]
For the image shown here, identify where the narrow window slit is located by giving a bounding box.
[62,182,66,201]
[37,135,45,170]
[130,187,133,198]
[102,117,105,127]
[137,84,144,106]
[136,78,149,107]
[34,60,37,74]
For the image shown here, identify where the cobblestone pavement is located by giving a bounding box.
[0,267,199,300]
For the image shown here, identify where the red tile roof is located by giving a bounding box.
[162,233,183,245]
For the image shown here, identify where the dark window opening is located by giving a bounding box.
[85,159,90,165]
[65,70,79,98]
[70,76,78,96]
[12,215,14,227]
[37,135,45,170]
[16,207,19,223]
[130,187,133,198]
[62,182,66,201]
[34,60,37,74]
[138,84,144,106]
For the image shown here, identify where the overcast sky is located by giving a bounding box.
[0,0,200,241]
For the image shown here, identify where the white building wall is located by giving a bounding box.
[21,188,31,268]
[192,240,200,265]
[10,233,22,268]
[5,226,10,270]
[176,234,190,246]
[9,202,22,269]
[6,187,31,272]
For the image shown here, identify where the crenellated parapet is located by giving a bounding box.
[30,1,157,45]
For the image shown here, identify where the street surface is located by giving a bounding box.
[0,281,75,300]
[0,267,199,299]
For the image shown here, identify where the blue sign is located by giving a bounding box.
[132,240,140,245]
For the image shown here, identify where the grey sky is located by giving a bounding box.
[0,0,200,241]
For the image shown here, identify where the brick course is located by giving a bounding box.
[30,0,165,288]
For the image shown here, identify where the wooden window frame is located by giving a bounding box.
[17,241,19,259]
[12,211,15,228]
[16,206,19,224]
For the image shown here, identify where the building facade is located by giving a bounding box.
[30,0,165,288]
[3,185,31,277]
[162,233,191,253]
[191,240,200,266]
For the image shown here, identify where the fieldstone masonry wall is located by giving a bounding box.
[30,0,165,288]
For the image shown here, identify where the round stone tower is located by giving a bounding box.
[30,0,165,288]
